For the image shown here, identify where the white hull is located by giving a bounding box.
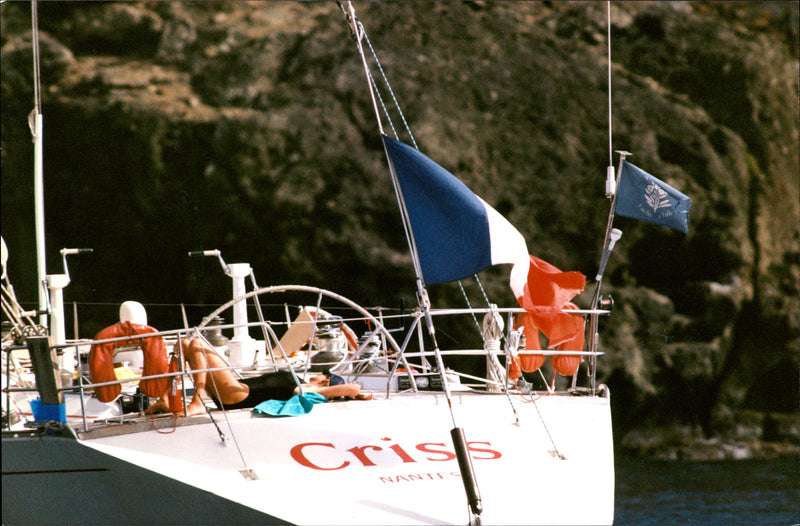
[4,390,613,525]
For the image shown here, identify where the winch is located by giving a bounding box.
[309,315,347,372]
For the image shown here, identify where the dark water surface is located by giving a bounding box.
[614,458,799,525]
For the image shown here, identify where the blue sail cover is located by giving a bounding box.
[615,160,692,233]
[382,135,529,289]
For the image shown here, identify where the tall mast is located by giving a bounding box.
[30,0,47,326]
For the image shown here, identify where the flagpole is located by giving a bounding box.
[588,151,630,391]
[595,150,630,286]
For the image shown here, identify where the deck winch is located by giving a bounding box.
[309,315,348,372]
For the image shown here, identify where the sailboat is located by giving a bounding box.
[3,2,690,524]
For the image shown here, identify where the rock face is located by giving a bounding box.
[2,2,797,458]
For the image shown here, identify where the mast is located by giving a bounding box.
[30,0,48,327]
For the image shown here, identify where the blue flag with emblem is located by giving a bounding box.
[615,160,692,233]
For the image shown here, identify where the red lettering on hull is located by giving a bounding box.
[290,437,501,471]
[290,442,349,471]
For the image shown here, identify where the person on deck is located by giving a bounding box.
[146,337,370,416]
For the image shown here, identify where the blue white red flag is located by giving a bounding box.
[615,161,692,233]
[382,135,529,297]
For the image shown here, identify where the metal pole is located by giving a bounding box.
[31,0,47,326]
[589,152,630,390]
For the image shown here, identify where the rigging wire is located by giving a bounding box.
[338,1,417,148]
[471,275,567,451]
[194,332,255,475]
[359,23,418,148]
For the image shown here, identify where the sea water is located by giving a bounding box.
[614,458,799,525]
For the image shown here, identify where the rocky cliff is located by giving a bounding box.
[2,1,798,458]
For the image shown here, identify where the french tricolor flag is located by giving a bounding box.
[382,135,586,347]
[382,135,529,297]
